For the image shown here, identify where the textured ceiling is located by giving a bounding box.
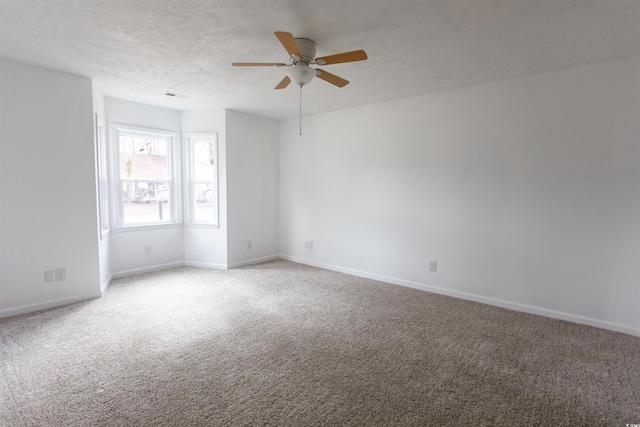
[1,0,639,120]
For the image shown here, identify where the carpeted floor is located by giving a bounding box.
[1,260,638,426]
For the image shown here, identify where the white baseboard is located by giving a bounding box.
[111,261,185,279]
[184,261,228,270]
[279,254,640,337]
[111,255,279,279]
[227,254,280,269]
[0,293,102,319]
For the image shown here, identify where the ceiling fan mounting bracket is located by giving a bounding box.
[293,38,316,64]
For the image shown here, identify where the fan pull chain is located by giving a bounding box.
[299,85,303,135]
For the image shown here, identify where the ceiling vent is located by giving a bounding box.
[165,92,189,99]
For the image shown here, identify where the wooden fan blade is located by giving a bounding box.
[274,31,302,58]
[232,62,288,67]
[315,50,367,65]
[275,76,291,90]
[316,69,349,87]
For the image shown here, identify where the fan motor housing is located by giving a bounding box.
[294,38,316,63]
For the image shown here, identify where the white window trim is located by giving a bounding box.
[111,223,183,233]
[110,123,181,230]
[95,115,109,238]
[184,132,219,228]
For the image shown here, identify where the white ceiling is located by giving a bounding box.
[1,0,639,120]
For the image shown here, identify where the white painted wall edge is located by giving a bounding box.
[111,261,185,280]
[227,254,279,269]
[279,255,640,338]
[0,293,102,319]
[185,261,228,270]
[100,274,113,296]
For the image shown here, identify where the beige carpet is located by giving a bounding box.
[1,260,638,426]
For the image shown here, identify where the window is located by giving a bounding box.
[186,133,218,226]
[112,125,179,227]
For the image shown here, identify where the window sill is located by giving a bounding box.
[185,222,220,230]
[112,223,183,233]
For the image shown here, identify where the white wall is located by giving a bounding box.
[279,56,640,336]
[182,109,228,269]
[0,59,101,316]
[105,97,185,276]
[226,110,279,268]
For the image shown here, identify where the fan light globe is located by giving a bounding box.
[287,65,316,86]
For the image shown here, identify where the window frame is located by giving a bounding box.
[95,115,109,238]
[184,132,219,228]
[110,123,181,230]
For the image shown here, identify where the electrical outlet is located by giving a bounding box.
[309,241,313,250]
[55,268,66,281]
[247,240,252,250]
[429,260,437,272]
[144,245,152,255]
[44,270,54,282]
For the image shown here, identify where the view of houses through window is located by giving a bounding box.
[118,131,173,225]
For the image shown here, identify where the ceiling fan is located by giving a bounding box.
[232,31,368,89]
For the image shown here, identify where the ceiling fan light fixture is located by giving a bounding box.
[287,64,316,86]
